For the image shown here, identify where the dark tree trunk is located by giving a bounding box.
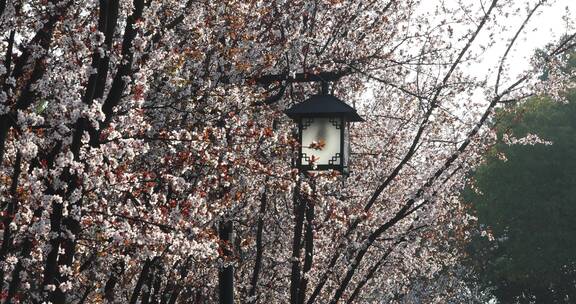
[0,152,21,287]
[130,259,154,304]
[249,188,268,300]
[5,239,32,303]
[104,262,125,302]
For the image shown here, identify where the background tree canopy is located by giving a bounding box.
[464,87,576,303]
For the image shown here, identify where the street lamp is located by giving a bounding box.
[218,73,359,304]
[285,93,364,175]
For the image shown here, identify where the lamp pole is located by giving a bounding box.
[297,175,316,304]
[289,173,317,304]
[219,219,234,304]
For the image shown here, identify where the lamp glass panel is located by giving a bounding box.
[301,117,342,166]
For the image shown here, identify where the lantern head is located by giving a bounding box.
[285,94,364,175]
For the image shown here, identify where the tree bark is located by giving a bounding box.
[0,152,21,287]
[130,259,154,304]
[248,187,268,301]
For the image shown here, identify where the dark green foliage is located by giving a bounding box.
[464,91,576,303]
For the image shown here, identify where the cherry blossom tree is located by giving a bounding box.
[0,0,574,303]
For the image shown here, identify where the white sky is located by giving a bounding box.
[441,0,576,80]
[410,0,576,110]
[360,0,575,128]
[479,0,576,79]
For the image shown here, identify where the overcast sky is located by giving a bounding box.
[409,0,576,109]
[496,0,575,77]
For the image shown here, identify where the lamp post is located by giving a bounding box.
[219,220,234,304]
[284,85,364,304]
[217,73,363,304]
